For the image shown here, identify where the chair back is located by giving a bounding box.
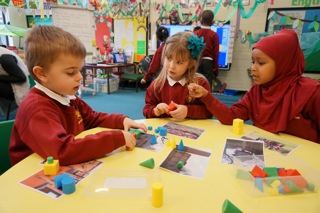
[28,75,36,88]
[0,119,14,175]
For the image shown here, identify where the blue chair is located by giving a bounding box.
[0,119,14,175]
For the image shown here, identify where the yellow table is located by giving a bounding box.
[1,119,320,213]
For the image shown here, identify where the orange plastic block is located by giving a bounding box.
[251,165,267,178]
[166,102,177,115]
[283,185,290,193]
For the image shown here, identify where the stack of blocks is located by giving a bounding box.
[44,156,76,195]
[129,129,142,139]
[43,156,59,175]
[233,118,244,135]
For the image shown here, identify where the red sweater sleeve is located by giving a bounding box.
[200,93,250,124]
[187,78,213,119]
[9,89,127,166]
[284,86,320,143]
[144,44,164,82]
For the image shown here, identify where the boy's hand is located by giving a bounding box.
[168,101,187,120]
[188,83,209,98]
[154,103,169,116]
[123,117,147,132]
[122,131,136,150]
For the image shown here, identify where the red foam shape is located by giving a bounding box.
[252,165,268,178]
[166,102,177,115]
[286,169,301,176]
[278,168,287,176]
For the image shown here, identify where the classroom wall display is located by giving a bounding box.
[265,7,320,73]
[95,18,113,55]
[51,6,95,63]
[113,18,148,63]
[26,15,52,28]
[161,22,233,70]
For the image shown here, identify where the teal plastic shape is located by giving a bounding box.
[150,134,157,145]
[62,176,76,194]
[177,139,184,151]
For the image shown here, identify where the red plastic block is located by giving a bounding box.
[286,169,301,176]
[166,102,177,115]
[252,165,267,178]
[278,168,287,176]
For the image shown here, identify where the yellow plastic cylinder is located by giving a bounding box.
[152,182,163,208]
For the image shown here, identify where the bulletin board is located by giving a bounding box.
[113,18,148,63]
[51,6,95,61]
[265,7,320,73]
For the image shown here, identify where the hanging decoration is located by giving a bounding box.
[155,0,266,26]
[239,29,270,47]
[1,0,266,24]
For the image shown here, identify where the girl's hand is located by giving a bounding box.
[169,102,187,120]
[122,131,136,150]
[123,117,147,132]
[188,83,209,98]
[140,78,146,84]
[154,103,169,116]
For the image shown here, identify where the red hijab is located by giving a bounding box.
[245,29,318,132]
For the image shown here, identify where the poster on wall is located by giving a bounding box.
[113,18,148,63]
[26,15,53,28]
[95,18,113,56]
[265,7,320,73]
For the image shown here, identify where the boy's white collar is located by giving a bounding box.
[35,82,76,106]
[167,75,187,86]
[201,26,211,29]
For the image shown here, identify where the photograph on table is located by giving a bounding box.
[19,160,103,199]
[136,133,168,152]
[159,146,212,179]
[162,122,205,140]
[221,138,265,168]
[241,131,300,155]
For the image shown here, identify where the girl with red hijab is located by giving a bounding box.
[188,29,320,143]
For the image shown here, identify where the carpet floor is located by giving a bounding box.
[1,88,248,123]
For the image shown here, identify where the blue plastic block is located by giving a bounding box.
[177,139,184,151]
[151,134,157,145]
[54,173,69,189]
[62,176,76,194]
[148,126,153,131]
[278,185,285,194]
[159,127,167,136]
[254,177,264,192]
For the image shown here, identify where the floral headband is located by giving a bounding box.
[170,33,205,59]
[187,35,205,58]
